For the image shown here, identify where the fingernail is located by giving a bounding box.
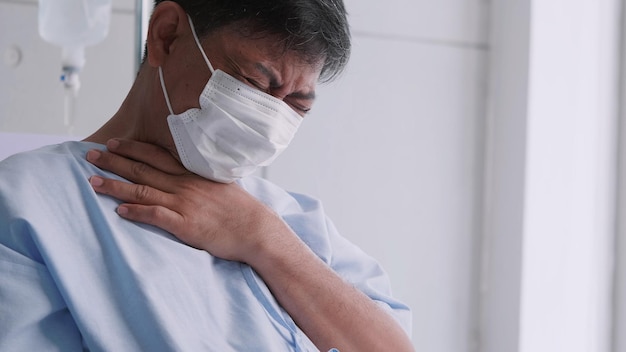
[107,139,120,150]
[89,176,104,187]
[86,150,101,162]
[117,205,128,215]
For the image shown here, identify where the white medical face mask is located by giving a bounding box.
[159,16,303,183]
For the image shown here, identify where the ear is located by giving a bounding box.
[145,2,189,68]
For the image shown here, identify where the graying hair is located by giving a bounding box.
[154,0,351,82]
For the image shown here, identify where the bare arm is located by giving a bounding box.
[86,139,414,352]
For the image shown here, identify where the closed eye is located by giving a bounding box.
[287,102,312,116]
[243,77,268,92]
[287,92,315,117]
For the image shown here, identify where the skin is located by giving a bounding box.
[83,2,414,351]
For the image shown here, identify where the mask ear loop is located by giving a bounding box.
[158,66,174,115]
[159,16,212,117]
[187,15,215,74]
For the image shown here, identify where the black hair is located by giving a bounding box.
[153,0,351,82]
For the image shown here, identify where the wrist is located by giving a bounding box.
[244,213,304,272]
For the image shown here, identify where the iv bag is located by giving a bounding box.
[38,0,112,48]
[38,0,112,132]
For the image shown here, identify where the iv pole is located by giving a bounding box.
[135,0,153,73]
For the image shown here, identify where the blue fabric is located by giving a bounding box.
[0,141,411,351]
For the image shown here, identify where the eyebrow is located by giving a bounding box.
[255,63,316,100]
[289,91,316,100]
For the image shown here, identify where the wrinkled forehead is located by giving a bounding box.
[220,21,327,67]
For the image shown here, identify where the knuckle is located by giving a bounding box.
[148,206,165,220]
[133,184,152,202]
[130,161,150,179]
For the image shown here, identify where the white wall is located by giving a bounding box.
[0,0,135,138]
[266,1,489,350]
[522,2,618,351]
[482,1,620,352]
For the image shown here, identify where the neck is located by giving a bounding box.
[83,66,176,154]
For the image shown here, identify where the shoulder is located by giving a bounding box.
[236,177,376,271]
[0,141,105,228]
[237,176,324,215]
[0,141,104,254]
[238,176,334,259]
[237,177,329,233]
[237,176,326,221]
[0,141,104,184]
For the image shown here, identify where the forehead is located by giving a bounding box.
[201,25,323,86]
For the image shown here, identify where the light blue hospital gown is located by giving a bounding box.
[0,141,411,351]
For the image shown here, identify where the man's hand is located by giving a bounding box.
[86,138,288,263]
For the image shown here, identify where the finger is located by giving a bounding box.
[87,148,176,193]
[89,175,174,207]
[107,139,187,175]
[116,203,186,238]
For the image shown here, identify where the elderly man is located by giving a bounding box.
[0,1,413,351]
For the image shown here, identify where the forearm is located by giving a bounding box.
[248,226,414,352]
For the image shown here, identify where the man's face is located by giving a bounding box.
[165,24,322,117]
